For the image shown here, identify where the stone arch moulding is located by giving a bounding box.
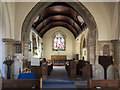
[21,2,98,65]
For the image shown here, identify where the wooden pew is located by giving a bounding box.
[30,66,41,79]
[31,61,53,79]
[2,79,42,89]
[82,64,92,79]
[65,61,69,74]
[88,79,119,88]
[65,60,78,79]
[69,60,78,79]
[47,63,53,75]
[76,60,92,79]
[65,60,92,79]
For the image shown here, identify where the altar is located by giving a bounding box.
[51,55,66,66]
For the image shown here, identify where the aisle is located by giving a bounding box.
[42,66,76,88]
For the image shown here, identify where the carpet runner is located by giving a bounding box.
[42,66,76,88]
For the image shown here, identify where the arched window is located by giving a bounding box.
[53,31,66,51]
[32,33,38,56]
[83,38,86,48]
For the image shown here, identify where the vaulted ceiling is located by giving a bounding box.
[32,2,87,38]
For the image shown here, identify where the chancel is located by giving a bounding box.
[0,1,120,89]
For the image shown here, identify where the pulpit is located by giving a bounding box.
[51,55,66,66]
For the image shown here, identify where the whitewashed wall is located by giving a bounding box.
[15,2,36,41]
[83,2,118,41]
[0,1,3,79]
[0,1,2,89]
[42,27,75,59]
[2,2,15,39]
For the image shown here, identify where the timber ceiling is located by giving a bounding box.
[32,2,87,38]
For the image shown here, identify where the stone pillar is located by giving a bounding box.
[118,41,120,78]
[22,41,29,60]
[4,42,15,56]
[87,30,96,65]
[89,42,96,79]
[87,30,96,79]
[118,2,120,78]
[111,40,119,78]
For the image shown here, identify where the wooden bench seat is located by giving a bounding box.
[88,79,119,88]
[2,79,42,89]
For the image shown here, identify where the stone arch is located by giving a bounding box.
[21,2,98,66]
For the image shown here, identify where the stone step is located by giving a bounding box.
[74,80,88,88]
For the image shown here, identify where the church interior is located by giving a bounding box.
[0,1,120,89]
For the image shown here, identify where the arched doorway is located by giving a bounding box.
[21,2,98,77]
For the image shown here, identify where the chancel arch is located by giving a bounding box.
[21,2,98,77]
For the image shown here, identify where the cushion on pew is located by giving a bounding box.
[18,72,35,79]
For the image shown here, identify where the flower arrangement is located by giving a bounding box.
[3,56,14,66]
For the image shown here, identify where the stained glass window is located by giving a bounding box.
[53,33,65,51]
